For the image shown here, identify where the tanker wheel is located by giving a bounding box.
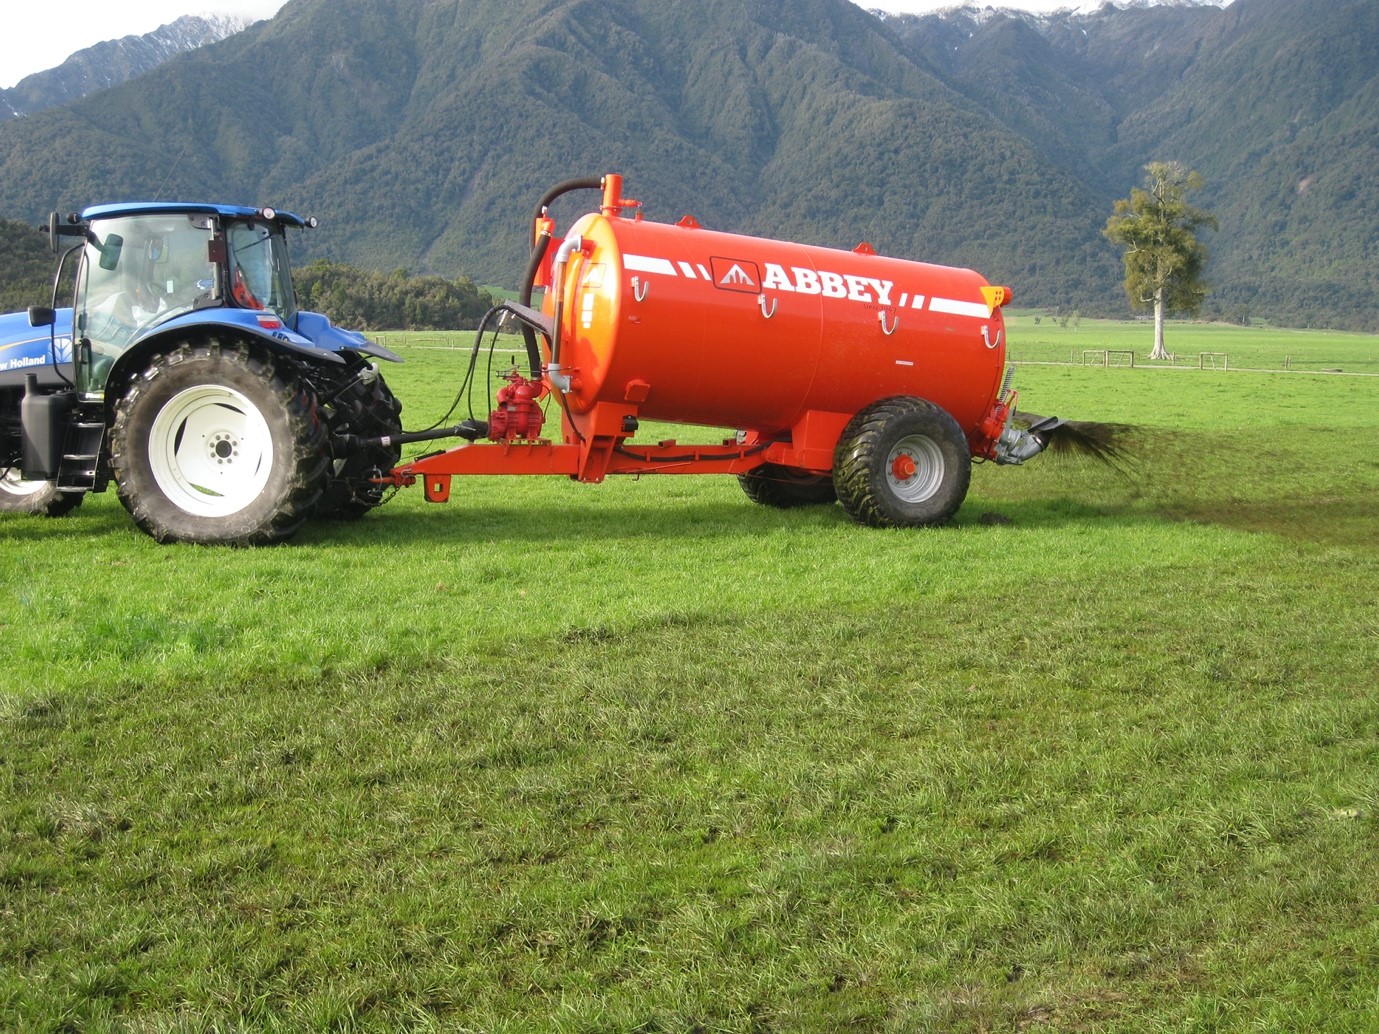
[738,463,836,508]
[833,396,971,528]
[315,372,403,520]
[109,340,328,545]
[0,468,84,517]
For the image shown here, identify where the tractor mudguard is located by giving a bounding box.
[97,309,338,406]
[114,310,402,370]
[127,308,349,364]
[100,308,399,412]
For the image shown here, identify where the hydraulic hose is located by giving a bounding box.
[529,176,605,240]
[518,176,605,380]
[517,233,551,379]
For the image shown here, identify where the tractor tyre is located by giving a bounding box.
[833,396,971,528]
[0,469,83,517]
[314,371,403,520]
[109,340,328,545]
[738,463,836,508]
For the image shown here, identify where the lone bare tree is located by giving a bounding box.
[1104,161,1217,360]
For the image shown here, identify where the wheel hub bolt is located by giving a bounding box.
[210,434,237,463]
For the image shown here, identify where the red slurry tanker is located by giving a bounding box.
[4,173,1088,544]
[379,173,1068,529]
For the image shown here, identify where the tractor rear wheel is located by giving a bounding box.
[738,463,836,508]
[833,396,971,528]
[0,469,83,516]
[109,340,328,545]
[314,371,403,520]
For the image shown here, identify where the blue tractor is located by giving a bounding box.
[0,202,403,543]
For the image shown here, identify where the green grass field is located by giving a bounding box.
[1001,312,1379,376]
[3,320,1378,1031]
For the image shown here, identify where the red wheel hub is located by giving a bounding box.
[890,453,917,481]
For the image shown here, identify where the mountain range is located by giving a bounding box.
[0,0,1373,331]
[1,15,252,121]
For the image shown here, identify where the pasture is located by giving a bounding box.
[3,319,1378,1031]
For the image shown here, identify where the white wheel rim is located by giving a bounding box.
[1,468,51,498]
[886,434,945,503]
[147,385,273,517]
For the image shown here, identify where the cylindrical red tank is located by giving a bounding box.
[545,197,1009,445]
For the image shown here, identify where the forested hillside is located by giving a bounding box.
[0,217,60,313]
[0,0,1374,330]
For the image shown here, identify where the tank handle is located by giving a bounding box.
[879,310,899,336]
[632,276,649,302]
[758,294,777,319]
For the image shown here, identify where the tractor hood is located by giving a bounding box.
[0,308,74,387]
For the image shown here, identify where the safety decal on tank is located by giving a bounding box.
[624,252,989,319]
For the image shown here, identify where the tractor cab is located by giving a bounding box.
[53,203,310,397]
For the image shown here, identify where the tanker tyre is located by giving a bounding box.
[738,464,836,508]
[833,396,971,528]
[109,340,328,545]
[0,469,84,517]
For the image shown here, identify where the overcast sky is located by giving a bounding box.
[3,0,1091,91]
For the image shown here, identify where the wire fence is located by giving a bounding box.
[1016,343,1379,376]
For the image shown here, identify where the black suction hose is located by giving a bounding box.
[517,176,605,379]
[530,176,606,239]
[518,233,551,380]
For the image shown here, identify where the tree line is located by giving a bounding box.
[292,261,496,331]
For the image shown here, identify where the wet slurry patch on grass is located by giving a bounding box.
[3,325,1379,1030]
[994,422,1379,552]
